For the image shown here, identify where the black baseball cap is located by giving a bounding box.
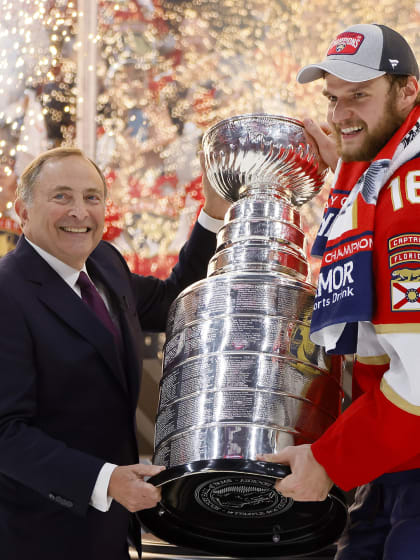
[297,23,419,83]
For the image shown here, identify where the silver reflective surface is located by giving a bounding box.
[159,355,340,410]
[216,218,306,254]
[207,241,308,280]
[154,425,296,469]
[202,113,326,205]
[163,314,328,371]
[153,114,342,471]
[166,272,316,334]
[226,197,301,227]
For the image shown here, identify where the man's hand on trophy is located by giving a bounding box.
[302,118,339,174]
[108,463,165,512]
[257,444,334,501]
[199,151,231,220]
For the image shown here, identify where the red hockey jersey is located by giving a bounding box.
[312,156,420,491]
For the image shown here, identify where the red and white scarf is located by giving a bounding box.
[310,105,420,353]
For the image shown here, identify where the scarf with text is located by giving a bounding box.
[310,105,420,353]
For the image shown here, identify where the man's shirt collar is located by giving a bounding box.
[25,236,87,291]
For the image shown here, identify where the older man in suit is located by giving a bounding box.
[0,147,229,560]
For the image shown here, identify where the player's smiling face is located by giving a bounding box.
[16,155,105,269]
[323,74,406,162]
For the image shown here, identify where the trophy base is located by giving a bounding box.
[139,459,348,558]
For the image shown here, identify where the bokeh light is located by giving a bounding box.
[0,0,419,277]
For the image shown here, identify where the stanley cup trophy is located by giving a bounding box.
[140,115,348,557]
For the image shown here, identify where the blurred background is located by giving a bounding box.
[0,0,418,452]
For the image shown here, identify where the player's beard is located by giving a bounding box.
[333,90,406,162]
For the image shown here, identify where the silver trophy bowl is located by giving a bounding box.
[140,115,347,557]
[203,113,326,204]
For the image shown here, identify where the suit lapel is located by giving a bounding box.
[14,238,130,395]
[87,250,142,409]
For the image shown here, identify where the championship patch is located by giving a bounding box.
[327,32,364,56]
[391,270,420,311]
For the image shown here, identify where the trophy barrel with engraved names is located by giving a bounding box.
[140,114,348,557]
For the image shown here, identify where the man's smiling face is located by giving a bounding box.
[323,74,407,161]
[15,155,106,269]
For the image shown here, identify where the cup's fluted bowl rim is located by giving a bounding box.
[202,113,304,143]
[202,113,325,205]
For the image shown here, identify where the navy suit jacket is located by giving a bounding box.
[0,222,216,560]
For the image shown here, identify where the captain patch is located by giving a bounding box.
[388,233,420,252]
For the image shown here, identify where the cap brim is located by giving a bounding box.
[296,60,386,84]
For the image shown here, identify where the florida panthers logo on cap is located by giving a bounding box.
[327,32,364,56]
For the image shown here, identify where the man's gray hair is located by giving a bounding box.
[16,147,108,203]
